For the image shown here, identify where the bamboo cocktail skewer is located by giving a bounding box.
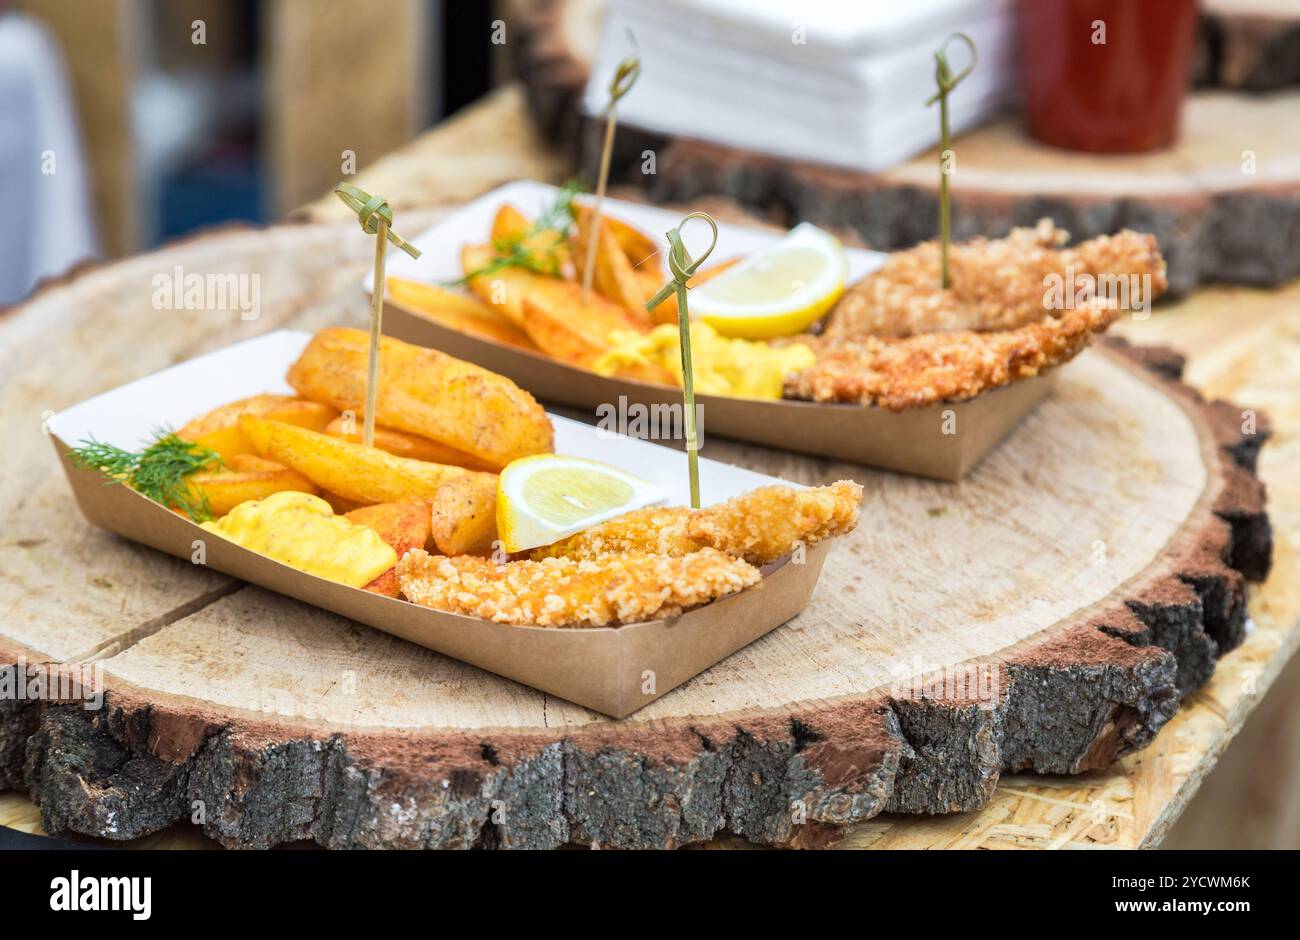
[925,33,977,290]
[645,212,718,509]
[581,50,640,303]
[334,183,422,448]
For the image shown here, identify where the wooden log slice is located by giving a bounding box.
[507,1,1300,293]
[0,221,1271,849]
[1199,0,1300,89]
[623,91,1300,297]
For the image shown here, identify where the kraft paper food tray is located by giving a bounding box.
[379,179,1057,480]
[48,329,830,719]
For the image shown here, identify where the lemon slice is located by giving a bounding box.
[496,455,669,552]
[690,223,847,340]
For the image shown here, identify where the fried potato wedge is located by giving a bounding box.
[520,297,605,367]
[572,214,653,324]
[186,453,318,517]
[490,204,570,275]
[345,500,432,554]
[430,472,499,556]
[286,327,553,470]
[573,204,658,269]
[460,244,544,326]
[515,275,647,362]
[241,415,469,504]
[323,416,495,472]
[386,276,537,351]
[345,499,433,596]
[178,395,337,459]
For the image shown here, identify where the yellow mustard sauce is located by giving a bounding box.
[199,491,396,588]
[593,323,816,400]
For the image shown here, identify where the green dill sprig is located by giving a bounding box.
[447,178,583,286]
[67,429,222,522]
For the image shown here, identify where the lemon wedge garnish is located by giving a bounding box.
[496,455,669,552]
[689,223,847,339]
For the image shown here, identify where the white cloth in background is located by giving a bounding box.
[0,11,101,305]
[583,0,1013,173]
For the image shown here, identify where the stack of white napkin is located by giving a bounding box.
[581,0,1013,173]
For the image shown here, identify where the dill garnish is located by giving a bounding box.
[447,178,583,285]
[67,430,223,522]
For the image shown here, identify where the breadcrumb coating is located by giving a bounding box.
[823,220,1167,339]
[396,548,761,627]
[787,304,1120,409]
[532,481,862,565]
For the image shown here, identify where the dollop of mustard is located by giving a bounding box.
[200,491,397,588]
[593,323,815,400]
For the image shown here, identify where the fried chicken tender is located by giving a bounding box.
[823,220,1167,339]
[787,304,1119,409]
[532,481,862,566]
[396,548,760,627]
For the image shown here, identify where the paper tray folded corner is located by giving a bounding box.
[52,436,831,720]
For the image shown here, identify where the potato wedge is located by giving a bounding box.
[323,416,495,472]
[489,204,570,275]
[178,395,338,459]
[345,500,432,554]
[186,453,318,517]
[519,278,647,368]
[460,244,542,326]
[241,415,469,504]
[519,298,605,367]
[386,276,537,351]
[573,204,658,269]
[430,472,499,556]
[572,214,652,324]
[286,327,553,470]
[344,500,431,597]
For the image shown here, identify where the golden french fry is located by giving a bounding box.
[178,395,337,460]
[385,276,537,351]
[286,327,553,470]
[241,415,470,504]
[430,472,499,556]
[323,416,496,472]
[186,454,318,517]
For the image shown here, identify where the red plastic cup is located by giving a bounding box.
[1017,0,1200,153]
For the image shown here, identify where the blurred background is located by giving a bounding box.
[5,0,1298,305]
[1,0,504,302]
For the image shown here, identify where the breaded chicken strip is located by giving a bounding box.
[532,481,862,566]
[397,548,760,627]
[823,220,1167,339]
[787,304,1118,409]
